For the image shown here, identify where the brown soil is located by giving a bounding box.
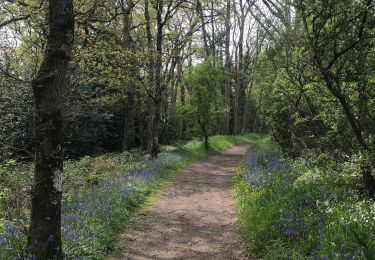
[109,144,250,260]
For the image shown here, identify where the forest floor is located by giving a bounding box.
[108,144,250,260]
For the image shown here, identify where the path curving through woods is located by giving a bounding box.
[109,144,250,260]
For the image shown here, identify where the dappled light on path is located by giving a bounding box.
[109,145,249,260]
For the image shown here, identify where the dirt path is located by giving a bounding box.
[109,144,250,260]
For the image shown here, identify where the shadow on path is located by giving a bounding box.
[109,144,250,260]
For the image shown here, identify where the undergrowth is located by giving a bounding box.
[234,136,375,259]
[0,134,253,259]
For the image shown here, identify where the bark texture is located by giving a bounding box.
[28,0,74,258]
[150,0,164,158]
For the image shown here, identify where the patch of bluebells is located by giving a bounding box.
[242,148,289,191]
[283,229,299,239]
[0,219,28,259]
[238,146,368,259]
[0,151,188,259]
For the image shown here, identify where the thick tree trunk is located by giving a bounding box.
[27,0,74,258]
[150,0,164,158]
[121,0,136,151]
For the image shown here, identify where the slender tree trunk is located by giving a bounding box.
[180,81,187,139]
[204,134,209,150]
[144,0,155,153]
[242,81,253,134]
[27,0,74,258]
[123,94,136,150]
[202,124,209,150]
[224,0,231,135]
[236,0,246,134]
[233,47,239,135]
[322,71,375,197]
[210,0,216,57]
[135,93,143,148]
[197,0,211,58]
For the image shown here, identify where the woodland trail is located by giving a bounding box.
[109,144,250,260]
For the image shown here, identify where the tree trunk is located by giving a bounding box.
[224,0,231,135]
[180,81,187,139]
[361,164,375,198]
[233,47,240,135]
[27,0,74,258]
[236,0,246,134]
[242,81,253,134]
[320,66,375,197]
[150,0,164,157]
[121,0,137,151]
[196,0,211,58]
[204,134,209,151]
[144,0,155,154]
[123,93,136,151]
[202,125,209,150]
[210,0,216,57]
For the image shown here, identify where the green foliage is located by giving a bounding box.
[0,82,34,162]
[249,0,375,159]
[182,58,229,144]
[234,137,375,259]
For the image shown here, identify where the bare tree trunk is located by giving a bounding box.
[144,0,155,154]
[236,0,246,134]
[201,124,209,150]
[170,57,182,113]
[150,0,164,157]
[180,80,187,139]
[123,94,136,150]
[196,0,211,58]
[27,0,74,258]
[242,82,253,134]
[122,0,136,151]
[224,0,231,135]
[210,0,216,57]
[233,45,239,135]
